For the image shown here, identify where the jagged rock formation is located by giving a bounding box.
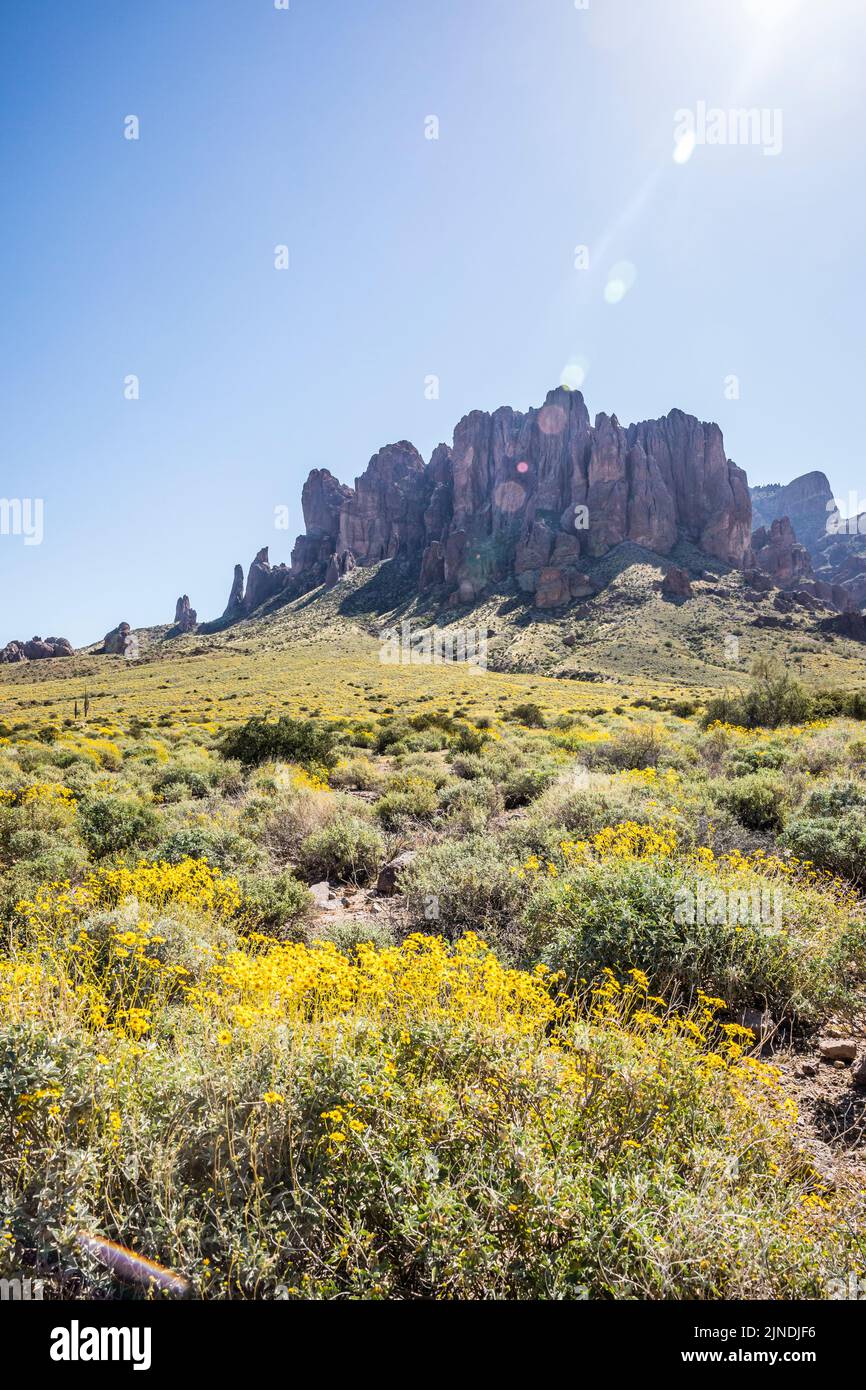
[223,564,245,618]
[751,518,813,588]
[212,390,865,627]
[0,636,73,663]
[748,519,853,612]
[324,550,357,590]
[173,596,197,632]
[272,388,753,611]
[221,549,297,619]
[751,474,866,610]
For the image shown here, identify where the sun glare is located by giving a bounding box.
[741,0,803,28]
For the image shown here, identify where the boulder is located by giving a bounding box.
[742,568,774,593]
[1,636,72,662]
[308,881,340,911]
[818,1038,858,1063]
[103,622,134,656]
[377,851,417,896]
[660,566,693,600]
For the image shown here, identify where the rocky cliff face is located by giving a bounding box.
[750,474,866,610]
[751,473,839,553]
[267,388,753,611]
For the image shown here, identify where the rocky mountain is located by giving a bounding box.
[8,393,865,668]
[751,472,840,553]
[750,473,866,609]
[221,388,755,616]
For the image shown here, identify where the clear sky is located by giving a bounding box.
[2,0,864,646]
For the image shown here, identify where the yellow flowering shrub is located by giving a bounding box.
[15,857,242,934]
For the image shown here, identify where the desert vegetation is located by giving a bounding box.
[1,654,866,1299]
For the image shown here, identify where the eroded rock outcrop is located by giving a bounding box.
[751,517,813,587]
[223,564,245,618]
[324,549,357,590]
[103,622,134,656]
[282,388,753,606]
[173,596,197,632]
[751,473,839,554]
[1,636,73,663]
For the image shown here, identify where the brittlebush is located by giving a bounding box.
[1,923,862,1299]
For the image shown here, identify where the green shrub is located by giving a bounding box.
[237,871,312,939]
[297,815,385,884]
[219,717,337,772]
[782,812,866,887]
[400,837,523,953]
[507,785,643,857]
[521,858,857,1020]
[317,918,398,952]
[152,767,210,802]
[438,777,502,819]
[451,723,490,754]
[78,797,160,860]
[595,727,662,770]
[373,776,439,828]
[155,826,258,872]
[509,702,546,728]
[715,773,786,833]
[804,781,866,816]
[501,763,559,808]
[703,658,811,730]
[329,756,388,793]
[726,744,788,775]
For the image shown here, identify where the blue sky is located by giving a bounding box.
[1,0,864,645]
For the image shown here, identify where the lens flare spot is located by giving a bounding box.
[604,260,637,305]
[673,129,696,164]
[560,359,588,391]
[538,403,567,436]
[494,480,526,513]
